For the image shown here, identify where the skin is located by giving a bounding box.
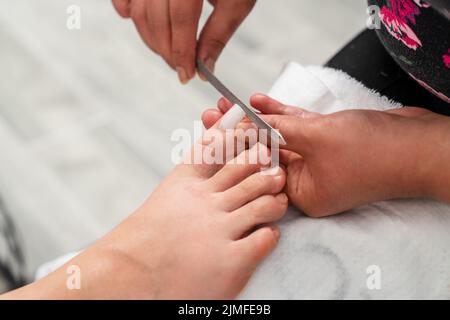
[4,2,447,299]
[2,126,288,299]
[111,0,256,84]
[203,94,450,217]
[113,0,450,213]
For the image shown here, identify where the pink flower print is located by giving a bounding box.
[443,49,450,69]
[379,5,422,50]
[409,73,450,104]
[389,0,421,25]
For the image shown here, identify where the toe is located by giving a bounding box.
[180,124,230,179]
[228,193,288,240]
[205,143,273,192]
[221,166,286,211]
[232,225,280,268]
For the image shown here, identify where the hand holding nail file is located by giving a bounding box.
[197,59,287,146]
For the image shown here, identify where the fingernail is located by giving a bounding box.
[217,97,226,108]
[176,67,189,85]
[198,58,215,81]
[198,70,207,81]
[205,58,216,74]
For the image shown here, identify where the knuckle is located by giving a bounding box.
[171,7,191,26]
[185,182,207,198]
[202,38,226,52]
[171,47,184,59]
[172,46,195,64]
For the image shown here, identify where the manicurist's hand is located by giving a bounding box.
[202,94,450,217]
[112,0,256,84]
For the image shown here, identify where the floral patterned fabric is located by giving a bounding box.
[368,0,450,104]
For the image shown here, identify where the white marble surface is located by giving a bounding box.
[0,0,367,280]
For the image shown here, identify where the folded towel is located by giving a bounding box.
[268,63,402,112]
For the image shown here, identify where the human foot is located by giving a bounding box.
[109,142,287,299]
[8,137,287,299]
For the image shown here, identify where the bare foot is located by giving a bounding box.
[6,140,287,299]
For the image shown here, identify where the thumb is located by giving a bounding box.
[112,0,131,18]
[261,114,315,156]
[197,0,256,75]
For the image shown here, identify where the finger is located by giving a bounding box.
[201,98,240,129]
[146,0,174,68]
[130,0,158,53]
[279,149,302,166]
[170,0,203,84]
[202,108,223,129]
[217,97,234,113]
[385,107,432,118]
[251,94,320,118]
[197,0,256,78]
[260,114,315,155]
[112,0,132,18]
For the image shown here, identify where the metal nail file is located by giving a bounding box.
[197,59,287,146]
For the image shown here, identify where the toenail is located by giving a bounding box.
[270,226,281,240]
[276,193,288,203]
[261,166,281,176]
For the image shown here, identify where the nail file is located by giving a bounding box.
[197,59,287,146]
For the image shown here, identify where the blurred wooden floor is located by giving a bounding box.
[0,0,367,277]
